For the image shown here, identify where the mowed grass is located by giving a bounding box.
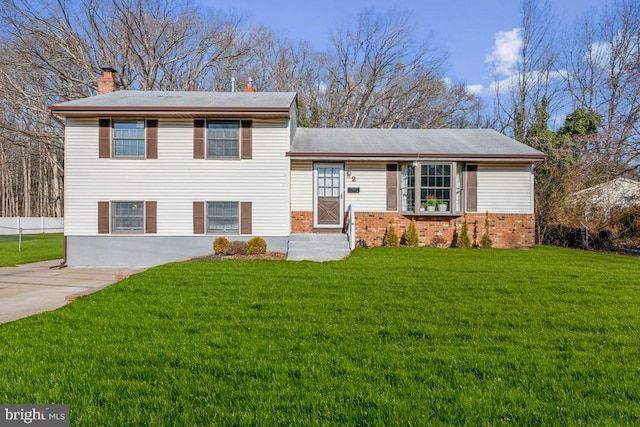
[1,246,639,425]
[0,233,63,266]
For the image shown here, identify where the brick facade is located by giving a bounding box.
[291,211,314,233]
[291,211,535,248]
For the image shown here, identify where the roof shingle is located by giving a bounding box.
[290,128,545,160]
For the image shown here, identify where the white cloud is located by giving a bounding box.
[587,34,639,71]
[441,77,484,95]
[487,74,518,94]
[485,28,522,76]
[466,84,484,95]
[488,69,568,94]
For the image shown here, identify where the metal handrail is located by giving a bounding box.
[347,204,355,250]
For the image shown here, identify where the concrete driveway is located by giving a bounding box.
[0,260,146,324]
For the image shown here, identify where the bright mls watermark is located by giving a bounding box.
[0,405,68,426]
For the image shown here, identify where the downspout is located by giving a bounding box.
[48,110,67,269]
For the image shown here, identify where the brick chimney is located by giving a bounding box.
[243,77,257,92]
[97,67,120,95]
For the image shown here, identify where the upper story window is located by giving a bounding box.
[99,119,157,159]
[113,121,145,157]
[207,121,239,158]
[400,162,463,215]
[193,120,251,160]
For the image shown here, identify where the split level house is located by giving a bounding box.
[49,70,546,267]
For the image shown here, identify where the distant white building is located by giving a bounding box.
[572,177,640,218]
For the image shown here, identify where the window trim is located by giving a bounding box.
[111,201,145,234]
[399,161,464,216]
[206,120,240,159]
[99,118,157,159]
[194,120,252,160]
[112,120,146,158]
[206,201,240,234]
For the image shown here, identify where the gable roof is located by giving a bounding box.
[572,177,640,208]
[49,90,297,119]
[289,128,546,161]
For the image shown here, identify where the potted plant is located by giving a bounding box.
[437,198,448,212]
[422,195,438,211]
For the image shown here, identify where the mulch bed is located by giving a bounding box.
[191,251,287,261]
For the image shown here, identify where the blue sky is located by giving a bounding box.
[201,0,604,95]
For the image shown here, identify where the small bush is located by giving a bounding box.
[383,222,399,247]
[226,240,248,255]
[458,214,472,248]
[247,237,267,255]
[480,211,493,248]
[404,219,420,247]
[430,235,447,248]
[213,237,229,255]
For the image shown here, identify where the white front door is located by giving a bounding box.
[314,163,344,228]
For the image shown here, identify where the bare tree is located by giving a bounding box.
[0,1,487,218]
[489,0,562,141]
[560,0,640,180]
[319,8,481,129]
[0,0,250,217]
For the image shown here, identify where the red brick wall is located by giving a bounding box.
[291,211,313,233]
[291,211,535,248]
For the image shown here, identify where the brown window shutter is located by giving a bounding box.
[145,201,157,234]
[241,121,252,159]
[98,119,111,158]
[386,164,398,211]
[146,120,158,159]
[193,201,205,234]
[466,165,478,212]
[194,120,205,159]
[240,201,252,234]
[98,201,110,234]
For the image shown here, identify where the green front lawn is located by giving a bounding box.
[0,233,64,267]
[1,246,639,425]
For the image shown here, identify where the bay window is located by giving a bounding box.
[400,162,463,214]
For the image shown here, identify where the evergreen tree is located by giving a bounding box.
[383,222,399,246]
[480,211,493,248]
[458,214,472,248]
[404,218,420,247]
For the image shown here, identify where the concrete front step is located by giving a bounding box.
[287,233,351,262]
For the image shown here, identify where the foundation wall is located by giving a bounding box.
[291,211,535,248]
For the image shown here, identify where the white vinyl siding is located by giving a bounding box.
[291,162,390,212]
[65,118,291,236]
[344,162,387,211]
[477,164,534,214]
[290,161,313,211]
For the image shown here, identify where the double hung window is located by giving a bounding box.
[400,162,463,214]
[112,201,144,233]
[207,121,239,158]
[113,121,145,157]
[206,201,239,233]
[100,119,157,159]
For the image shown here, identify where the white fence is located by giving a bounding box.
[0,217,64,234]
